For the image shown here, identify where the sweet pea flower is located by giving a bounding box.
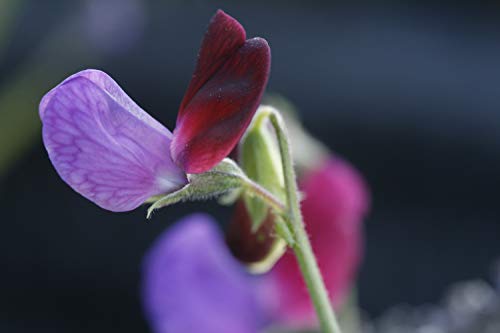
[39,10,270,212]
[142,158,369,332]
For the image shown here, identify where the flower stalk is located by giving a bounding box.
[240,177,287,214]
[266,108,342,333]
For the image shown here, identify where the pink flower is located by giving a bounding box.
[265,158,370,326]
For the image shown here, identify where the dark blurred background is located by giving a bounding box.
[1,0,500,332]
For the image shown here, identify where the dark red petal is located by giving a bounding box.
[226,200,276,264]
[178,10,246,117]
[172,37,271,173]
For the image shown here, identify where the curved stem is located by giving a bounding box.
[240,176,287,214]
[239,175,295,245]
[268,110,342,333]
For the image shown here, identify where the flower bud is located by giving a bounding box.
[240,109,286,230]
[226,107,287,272]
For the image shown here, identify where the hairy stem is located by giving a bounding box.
[268,109,342,333]
[241,176,287,215]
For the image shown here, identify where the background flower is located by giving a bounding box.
[141,214,270,333]
[266,158,370,327]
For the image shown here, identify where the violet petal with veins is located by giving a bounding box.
[40,70,187,212]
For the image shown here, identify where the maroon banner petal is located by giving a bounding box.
[172,36,271,173]
[178,10,246,117]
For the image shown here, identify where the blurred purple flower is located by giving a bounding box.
[141,214,270,333]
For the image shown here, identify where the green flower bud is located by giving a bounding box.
[225,107,289,273]
[240,106,286,231]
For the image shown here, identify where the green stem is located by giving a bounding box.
[241,176,287,214]
[268,110,342,333]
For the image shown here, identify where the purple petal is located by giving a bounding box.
[40,70,187,212]
[141,214,268,333]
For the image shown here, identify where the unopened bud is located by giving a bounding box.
[226,106,288,272]
[240,106,286,230]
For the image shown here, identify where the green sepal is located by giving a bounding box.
[147,159,244,218]
[247,215,295,273]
